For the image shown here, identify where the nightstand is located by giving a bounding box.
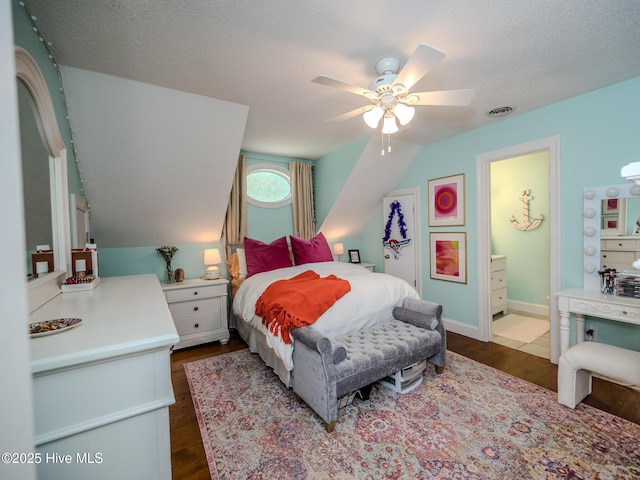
[490,255,507,316]
[359,263,375,272]
[162,278,229,349]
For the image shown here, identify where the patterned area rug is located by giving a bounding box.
[184,349,640,479]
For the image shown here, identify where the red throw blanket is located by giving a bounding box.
[255,270,351,344]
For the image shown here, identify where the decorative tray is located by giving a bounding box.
[29,318,83,337]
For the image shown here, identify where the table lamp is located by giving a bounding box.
[333,243,344,262]
[204,248,222,279]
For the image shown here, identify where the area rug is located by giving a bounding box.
[493,313,550,344]
[184,349,639,479]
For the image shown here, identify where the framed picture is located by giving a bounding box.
[348,249,361,264]
[428,174,465,226]
[430,232,467,284]
[603,198,619,214]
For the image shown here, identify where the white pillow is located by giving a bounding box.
[236,248,247,279]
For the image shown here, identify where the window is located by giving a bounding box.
[246,164,291,208]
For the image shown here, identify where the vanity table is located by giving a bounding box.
[29,274,179,480]
[557,287,640,354]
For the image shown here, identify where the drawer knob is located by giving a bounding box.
[193,306,199,311]
[193,291,199,295]
[194,323,199,328]
[622,310,628,315]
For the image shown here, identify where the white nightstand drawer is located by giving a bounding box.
[168,297,218,318]
[165,283,226,302]
[174,313,222,335]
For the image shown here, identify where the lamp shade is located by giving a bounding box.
[363,106,384,129]
[333,243,344,255]
[394,103,415,125]
[204,248,221,265]
[382,115,399,134]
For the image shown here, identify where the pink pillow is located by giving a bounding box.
[290,232,333,265]
[244,236,292,277]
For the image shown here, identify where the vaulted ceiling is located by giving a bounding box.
[25,0,640,160]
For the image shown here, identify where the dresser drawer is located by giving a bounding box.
[174,313,222,335]
[491,270,507,290]
[490,257,506,273]
[601,251,635,263]
[168,297,219,319]
[491,288,507,308]
[165,283,226,302]
[602,239,640,251]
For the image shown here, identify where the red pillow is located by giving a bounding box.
[290,232,333,265]
[244,236,292,277]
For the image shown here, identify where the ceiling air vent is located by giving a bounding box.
[486,106,514,118]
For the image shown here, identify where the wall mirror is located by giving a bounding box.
[15,47,71,313]
[582,183,640,290]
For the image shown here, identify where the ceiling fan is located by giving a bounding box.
[312,43,475,135]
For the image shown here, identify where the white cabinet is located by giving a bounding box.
[163,278,229,349]
[29,274,179,480]
[490,255,507,315]
[600,236,640,272]
[360,263,375,272]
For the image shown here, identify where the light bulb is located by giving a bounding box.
[393,103,415,126]
[363,107,383,129]
[382,115,398,134]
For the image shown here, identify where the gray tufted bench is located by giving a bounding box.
[290,297,446,432]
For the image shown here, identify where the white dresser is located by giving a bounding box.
[29,274,179,480]
[163,278,229,349]
[490,255,508,315]
[600,236,640,272]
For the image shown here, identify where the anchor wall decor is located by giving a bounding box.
[509,189,543,231]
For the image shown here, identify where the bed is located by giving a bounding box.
[227,234,420,387]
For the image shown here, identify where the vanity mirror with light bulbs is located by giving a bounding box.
[16,47,72,312]
[583,183,640,290]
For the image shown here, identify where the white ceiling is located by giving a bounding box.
[24,0,640,160]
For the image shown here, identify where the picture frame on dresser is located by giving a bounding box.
[348,249,361,263]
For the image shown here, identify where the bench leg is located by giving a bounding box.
[325,421,335,433]
[436,365,445,374]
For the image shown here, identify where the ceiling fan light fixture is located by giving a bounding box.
[381,114,399,134]
[363,106,384,129]
[393,103,415,126]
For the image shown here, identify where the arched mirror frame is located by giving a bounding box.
[582,182,640,291]
[15,47,71,312]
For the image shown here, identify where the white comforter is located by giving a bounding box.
[233,261,419,371]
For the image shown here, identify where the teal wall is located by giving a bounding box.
[12,1,83,200]
[491,151,550,307]
[360,75,640,350]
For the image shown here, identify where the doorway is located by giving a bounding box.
[476,136,562,364]
[490,152,550,359]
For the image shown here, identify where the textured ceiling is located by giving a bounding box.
[24,0,640,160]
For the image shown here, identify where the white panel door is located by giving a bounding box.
[383,192,418,290]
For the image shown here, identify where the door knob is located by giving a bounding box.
[384,254,390,259]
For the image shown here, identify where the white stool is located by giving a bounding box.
[557,342,640,408]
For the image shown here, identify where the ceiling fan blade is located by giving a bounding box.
[312,75,376,99]
[323,104,373,123]
[403,89,476,107]
[393,44,446,92]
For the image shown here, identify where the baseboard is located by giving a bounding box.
[442,317,484,341]
[506,300,549,317]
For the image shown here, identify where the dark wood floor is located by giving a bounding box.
[169,331,640,480]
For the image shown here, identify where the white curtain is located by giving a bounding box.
[223,155,247,247]
[290,161,315,239]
